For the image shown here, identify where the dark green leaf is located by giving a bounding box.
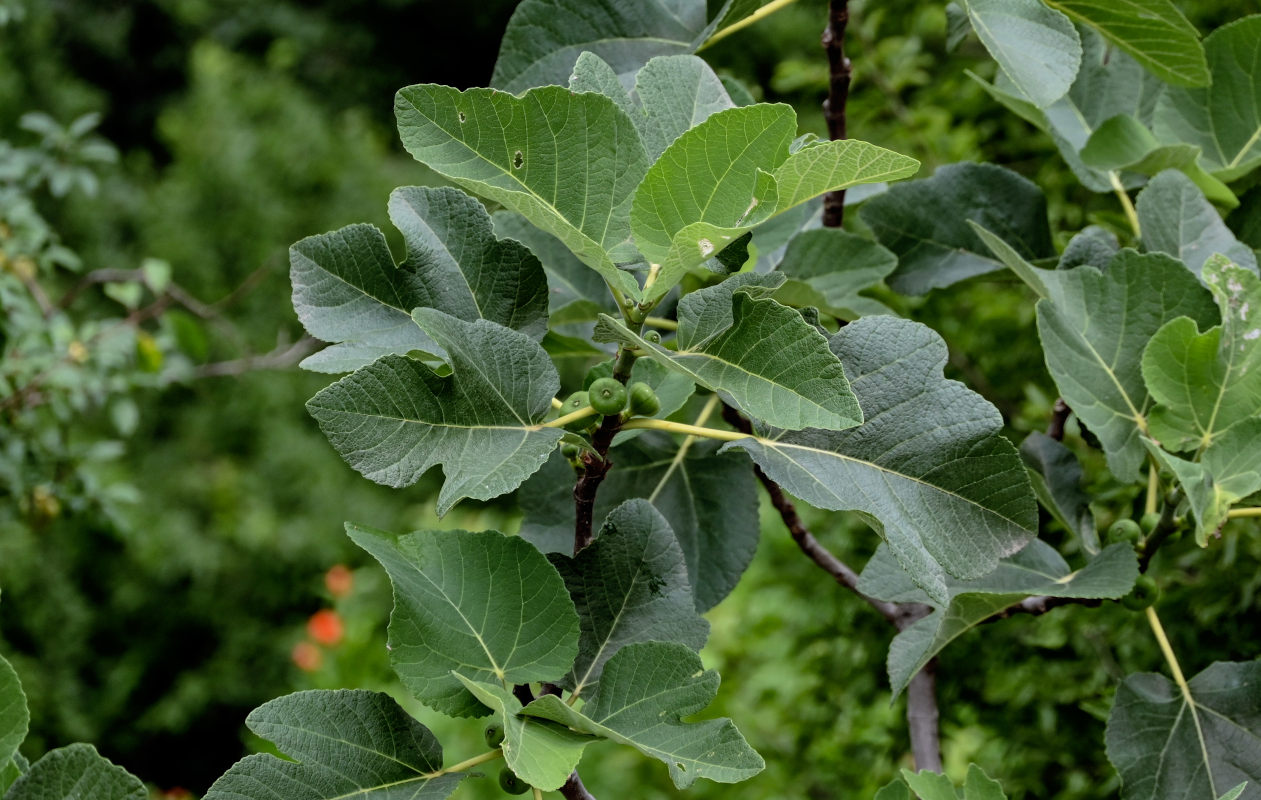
[491,0,705,94]
[862,162,1054,294]
[307,310,563,513]
[347,525,579,716]
[203,690,462,800]
[774,228,898,318]
[727,316,1038,603]
[1136,171,1257,276]
[861,540,1136,695]
[519,435,760,612]
[550,499,709,699]
[1154,17,1261,182]
[6,744,145,800]
[1020,431,1099,553]
[1106,661,1261,800]
[0,654,26,772]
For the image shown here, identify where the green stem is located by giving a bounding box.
[644,316,679,331]
[427,749,502,777]
[533,788,544,800]
[1109,172,1141,238]
[551,397,564,410]
[1228,506,1261,518]
[619,416,749,442]
[648,395,720,504]
[1145,464,1160,516]
[697,0,799,50]
[1145,606,1211,780]
[543,405,597,429]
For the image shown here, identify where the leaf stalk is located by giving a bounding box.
[426,748,502,777]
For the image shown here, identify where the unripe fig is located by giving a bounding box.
[484,723,505,748]
[560,391,595,432]
[498,768,529,795]
[588,377,627,416]
[1107,519,1141,545]
[627,381,660,416]
[644,329,662,344]
[1140,511,1161,535]
[1121,574,1160,611]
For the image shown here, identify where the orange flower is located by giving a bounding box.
[307,609,344,646]
[325,564,354,597]
[291,641,322,671]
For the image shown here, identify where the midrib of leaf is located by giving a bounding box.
[1227,124,1261,170]
[1047,302,1148,429]
[418,561,504,677]
[647,395,718,505]
[569,557,649,701]
[263,723,426,773]
[393,207,481,316]
[674,349,840,419]
[763,438,1030,529]
[325,775,433,800]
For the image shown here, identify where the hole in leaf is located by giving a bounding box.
[513,150,524,169]
[675,763,686,772]
[458,111,466,123]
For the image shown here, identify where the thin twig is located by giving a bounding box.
[1047,398,1070,441]
[821,0,853,227]
[186,335,320,379]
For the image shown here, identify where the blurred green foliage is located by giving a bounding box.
[0,0,1257,797]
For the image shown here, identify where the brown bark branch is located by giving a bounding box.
[559,772,597,800]
[1047,398,1070,441]
[822,0,853,227]
[572,414,621,555]
[906,659,942,771]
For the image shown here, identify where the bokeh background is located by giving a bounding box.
[2,1,1259,797]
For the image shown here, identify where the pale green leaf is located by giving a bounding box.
[1080,115,1235,207]
[551,499,709,698]
[523,642,764,787]
[1136,171,1258,276]
[1106,661,1261,800]
[1220,785,1249,800]
[875,777,913,800]
[1143,257,1261,453]
[632,105,916,301]
[569,52,636,116]
[0,754,27,796]
[861,162,1055,294]
[595,278,863,431]
[963,0,1081,107]
[291,187,550,373]
[307,310,562,514]
[491,0,705,93]
[395,84,647,299]
[519,433,760,612]
[1154,17,1261,182]
[6,744,144,800]
[1042,0,1208,87]
[771,138,919,215]
[1020,431,1099,553]
[203,690,462,800]
[726,315,1037,604]
[1145,422,1261,545]
[347,525,579,717]
[456,678,592,792]
[901,764,1009,799]
[0,654,26,771]
[860,541,1137,696]
[1032,249,1218,480]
